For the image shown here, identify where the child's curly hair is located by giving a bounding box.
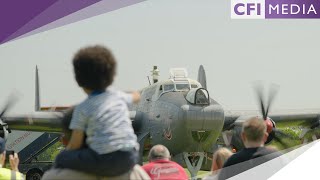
[73,45,116,91]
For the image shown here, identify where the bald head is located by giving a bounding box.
[242,117,267,143]
[148,145,171,161]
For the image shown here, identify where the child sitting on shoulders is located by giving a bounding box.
[55,45,140,177]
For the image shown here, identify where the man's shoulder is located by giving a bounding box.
[143,160,188,179]
[42,168,97,180]
[142,161,163,167]
[142,162,155,170]
[223,150,248,167]
[257,147,278,154]
[142,160,183,169]
[219,147,281,180]
[167,161,188,178]
[224,147,280,167]
[255,147,282,159]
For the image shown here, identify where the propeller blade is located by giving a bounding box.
[265,84,279,118]
[0,93,20,118]
[254,83,267,120]
[273,135,289,149]
[310,121,320,129]
[254,82,279,120]
[198,65,207,89]
[272,128,293,149]
[273,128,295,140]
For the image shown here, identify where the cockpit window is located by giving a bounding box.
[185,88,210,105]
[195,89,209,104]
[158,81,200,99]
[164,84,174,91]
[176,84,190,91]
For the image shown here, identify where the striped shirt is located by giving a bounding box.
[69,89,138,154]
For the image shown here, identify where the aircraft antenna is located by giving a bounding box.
[151,66,159,84]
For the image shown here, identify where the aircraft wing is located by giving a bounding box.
[224,109,319,130]
[3,112,64,133]
[223,109,320,150]
[2,110,145,133]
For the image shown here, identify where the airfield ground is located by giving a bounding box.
[34,121,320,179]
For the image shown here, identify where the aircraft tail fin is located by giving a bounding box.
[34,66,69,112]
[35,66,40,111]
[197,65,207,89]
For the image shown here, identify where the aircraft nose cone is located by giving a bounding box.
[181,104,224,131]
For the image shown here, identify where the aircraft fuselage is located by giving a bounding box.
[130,78,225,155]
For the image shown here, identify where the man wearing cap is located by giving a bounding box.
[0,137,25,180]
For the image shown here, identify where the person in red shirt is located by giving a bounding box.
[142,145,188,180]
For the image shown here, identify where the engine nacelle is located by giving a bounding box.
[129,111,146,133]
[0,119,9,140]
[230,124,244,151]
[229,117,276,151]
[265,117,276,144]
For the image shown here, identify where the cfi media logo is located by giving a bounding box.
[231,0,320,19]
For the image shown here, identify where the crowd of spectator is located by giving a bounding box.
[0,45,283,180]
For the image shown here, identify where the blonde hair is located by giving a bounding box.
[212,148,233,171]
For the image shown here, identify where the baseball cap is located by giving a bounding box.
[0,137,5,154]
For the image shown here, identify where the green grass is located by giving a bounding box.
[268,127,301,150]
[184,169,210,178]
[37,141,62,161]
[268,122,320,151]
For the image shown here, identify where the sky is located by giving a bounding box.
[1,0,320,114]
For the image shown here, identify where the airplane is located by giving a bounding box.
[1,65,320,178]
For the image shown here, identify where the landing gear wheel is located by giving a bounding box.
[26,169,43,180]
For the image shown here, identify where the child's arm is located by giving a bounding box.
[131,91,141,104]
[121,91,141,104]
[68,105,87,150]
[66,129,84,150]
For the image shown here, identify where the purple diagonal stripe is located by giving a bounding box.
[0,0,57,44]
[1,0,101,44]
[5,0,146,45]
